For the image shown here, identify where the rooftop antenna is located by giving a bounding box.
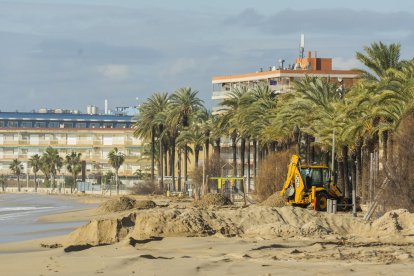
[299,33,305,59]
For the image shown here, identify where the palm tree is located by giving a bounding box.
[42,147,63,190]
[169,87,204,183]
[39,155,51,187]
[9,159,23,192]
[356,41,401,81]
[65,152,82,193]
[108,147,125,195]
[134,93,170,182]
[28,154,41,192]
[209,113,227,157]
[219,87,250,177]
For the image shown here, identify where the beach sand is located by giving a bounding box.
[0,194,413,275]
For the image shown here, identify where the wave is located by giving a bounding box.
[0,206,55,221]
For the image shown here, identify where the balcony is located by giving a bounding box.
[212,91,230,100]
[269,84,291,94]
[1,140,20,146]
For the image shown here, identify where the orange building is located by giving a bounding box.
[212,51,360,108]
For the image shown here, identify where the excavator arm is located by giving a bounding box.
[280,155,301,197]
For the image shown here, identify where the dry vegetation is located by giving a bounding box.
[382,115,414,210]
[98,196,156,213]
[254,149,295,202]
[193,193,233,208]
[130,180,162,195]
[190,156,227,194]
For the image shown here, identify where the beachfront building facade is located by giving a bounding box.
[0,111,145,186]
[212,51,359,109]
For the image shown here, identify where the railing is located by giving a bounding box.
[269,84,292,94]
[1,140,20,145]
[212,91,230,99]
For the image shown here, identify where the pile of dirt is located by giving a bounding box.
[261,192,286,207]
[64,204,414,248]
[64,213,136,246]
[371,209,414,236]
[193,193,232,208]
[135,200,157,209]
[99,196,137,213]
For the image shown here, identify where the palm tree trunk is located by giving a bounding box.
[164,142,168,177]
[204,139,209,169]
[159,138,164,192]
[351,151,357,204]
[388,132,394,163]
[356,139,363,198]
[337,152,345,197]
[170,136,176,191]
[178,149,182,191]
[343,145,350,200]
[151,127,155,182]
[304,133,310,163]
[184,144,188,183]
[214,138,220,157]
[17,175,20,192]
[34,172,37,192]
[382,130,388,161]
[232,136,237,177]
[240,138,246,178]
[324,151,330,167]
[258,143,262,161]
[116,171,119,195]
[194,146,200,169]
[72,173,76,193]
[253,140,257,177]
[247,139,251,192]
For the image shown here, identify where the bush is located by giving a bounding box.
[130,180,162,195]
[254,149,295,202]
[190,156,226,196]
[382,115,414,211]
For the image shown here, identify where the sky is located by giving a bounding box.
[0,0,413,113]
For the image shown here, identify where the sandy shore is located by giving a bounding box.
[1,235,413,276]
[0,194,413,275]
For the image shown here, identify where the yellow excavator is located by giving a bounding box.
[279,155,342,211]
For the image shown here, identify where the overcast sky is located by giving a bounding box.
[0,0,413,113]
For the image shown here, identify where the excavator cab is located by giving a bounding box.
[300,166,331,190]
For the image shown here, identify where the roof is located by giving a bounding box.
[0,112,135,122]
[212,69,360,84]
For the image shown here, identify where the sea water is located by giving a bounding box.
[0,194,93,243]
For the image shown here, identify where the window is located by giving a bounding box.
[76,123,87,128]
[21,121,32,128]
[34,122,46,128]
[8,121,18,127]
[0,121,4,127]
[115,123,126,128]
[63,123,73,128]
[89,123,100,128]
[48,122,59,128]
[103,123,113,128]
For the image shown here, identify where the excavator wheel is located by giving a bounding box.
[315,192,328,211]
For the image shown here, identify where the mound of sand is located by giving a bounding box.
[64,213,136,246]
[193,193,232,208]
[371,209,414,236]
[98,197,157,213]
[261,192,285,207]
[135,200,157,209]
[99,196,137,213]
